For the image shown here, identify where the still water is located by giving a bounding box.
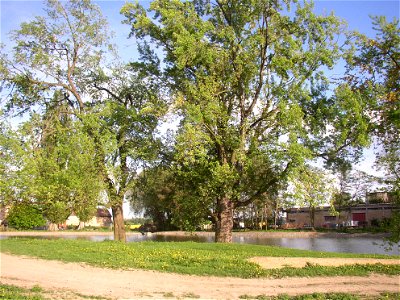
[30,233,399,256]
[137,234,400,255]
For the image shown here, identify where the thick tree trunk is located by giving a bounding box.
[112,203,126,242]
[215,197,234,243]
[78,221,85,230]
[48,223,58,231]
[310,207,316,231]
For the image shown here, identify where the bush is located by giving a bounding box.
[7,204,46,230]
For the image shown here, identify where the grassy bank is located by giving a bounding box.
[1,238,399,278]
[0,283,110,300]
[239,293,400,300]
[0,283,398,300]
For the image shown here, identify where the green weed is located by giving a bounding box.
[0,283,111,300]
[182,292,201,298]
[0,283,45,300]
[239,293,400,299]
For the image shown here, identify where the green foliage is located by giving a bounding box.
[0,109,104,224]
[0,113,26,204]
[122,0,373,241]
[289,166,334,206]
[1,238,399,278]
[43,201,71,225]
[0,0,117,235]
[0,0,112,113]
[1,0,167,242]
[345,16,400,242]
[6,204,46,230]
[133,166,177,230]
[287,166,335,228]
[346,16,399,188]
[333,167,381,207]
[35,114,104,223]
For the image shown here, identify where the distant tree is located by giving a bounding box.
[0,0,115,235]
[0,0,165,241]
[333,168,380,206]
[289,166,334,230]
[345,16,399,195]
[133,166,177,230]
[91,64,166,239]
[344,16,399,242]
[44,201,71,230]
[123,0,371,242]
[0,107,105,229]
[0,112,28,204]
[6,204,46,230]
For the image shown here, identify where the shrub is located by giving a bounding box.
[7,204,46,230]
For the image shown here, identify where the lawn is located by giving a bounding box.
[1,238,399,278]
[0,283,110,300]
[1,283,398,300]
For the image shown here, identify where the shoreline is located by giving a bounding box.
[0,230,392,239]
[158,230,393,239]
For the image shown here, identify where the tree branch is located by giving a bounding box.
[93,83,124,103]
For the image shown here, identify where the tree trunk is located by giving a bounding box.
[48,223,58,231]
[263,204,268,231]
[112,203,126,242]
[78,221,85,230]
[310,207,316,231]
[215,197,234,243]
[260,210,264,230]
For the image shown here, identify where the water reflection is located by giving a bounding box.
[135,234,399,255]
[1,233,399,255]
[263,237,398,255]
[230,235,399,255]
[127,234,210,243]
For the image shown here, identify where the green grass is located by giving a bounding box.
[239,293,400,299]
[0,283,110,300]
[2,283,398,300]
[0,284,44,300]
[1,238,399,278]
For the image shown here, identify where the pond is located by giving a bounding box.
[2,232,398,255]
[131,234,400,255]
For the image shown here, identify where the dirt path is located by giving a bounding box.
[1,253,399,299]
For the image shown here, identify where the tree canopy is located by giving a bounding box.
[122,0,373,242]
[344,16,399,243]
[0,0,165,240]
[0,0,398,243]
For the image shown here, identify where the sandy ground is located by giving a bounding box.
[1,253,399,299]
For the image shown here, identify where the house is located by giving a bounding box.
[65,208,112,228]
[285,203,398,228]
